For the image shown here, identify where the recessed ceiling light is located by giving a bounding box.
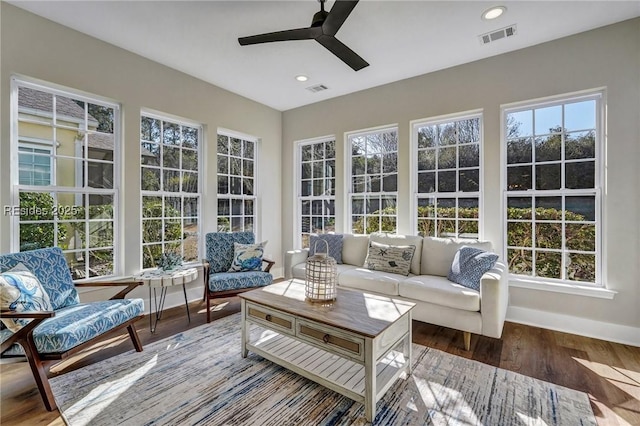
[295,75,308,82]
[482,6,506,20]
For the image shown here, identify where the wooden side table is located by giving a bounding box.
[135,267,198,333]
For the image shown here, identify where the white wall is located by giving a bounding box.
[2,3,638,343]
[282,18,640,343]
[0,3,283,306]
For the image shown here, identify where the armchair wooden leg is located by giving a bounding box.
[206,291,211,323]
[127,325,143,352]
[463,332,471,351]
[21,337,56,411]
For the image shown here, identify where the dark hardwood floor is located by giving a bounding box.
[2,297,639,425]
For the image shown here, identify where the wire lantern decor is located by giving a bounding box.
[305,240,337,302]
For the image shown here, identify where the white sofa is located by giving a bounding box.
[284,233,509,350]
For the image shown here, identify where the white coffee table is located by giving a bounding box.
[239,279,415,422]
[135,267,198,333]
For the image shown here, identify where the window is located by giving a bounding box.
[297,138,336,248]
[216,131,256,233]
[140,114,201,269]
[12,79,119,279]
[347,127,398,234]
[412,113,482,238]
[503,91,602,285]
[18,143,52,186]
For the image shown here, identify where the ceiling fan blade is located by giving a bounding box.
[316,35,369,71]
[238,27,321,46]
[322,0,359,36]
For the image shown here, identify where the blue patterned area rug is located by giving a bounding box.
[50,313,596,426]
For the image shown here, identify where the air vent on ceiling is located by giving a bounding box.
[479,24,517,45]
[306,84,329,93]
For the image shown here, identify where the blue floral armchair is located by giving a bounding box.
[203,232,274,323]
[0,247,145,411]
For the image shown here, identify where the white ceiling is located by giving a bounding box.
[9,1,640,111]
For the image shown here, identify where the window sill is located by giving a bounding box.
[509,278,617,300]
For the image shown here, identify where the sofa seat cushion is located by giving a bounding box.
[19,299,144,354]
[338,268,409,296]
[292,263,358,280]
[399,275,480,312]
[208,271,273,292]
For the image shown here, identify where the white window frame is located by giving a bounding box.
[345,125,399,235]
[216,128,260,237]
[410,110,484,239]
[11,76,121,281]
[140,111,203,269]
[294,135,336,249]
[501,88,605,289]
[17,140,54,186]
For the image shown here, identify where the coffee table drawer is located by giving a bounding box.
[296,318,364,362]
[246,303,295,336]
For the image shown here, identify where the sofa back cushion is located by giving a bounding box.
[0,247,79,310]
[421,237,493,277]
[370,232,423,275]
[341,234,370,266]
[309,234,343,264]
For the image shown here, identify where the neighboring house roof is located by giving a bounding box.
[18,87,98,125]
[87,132,114,151]
[18,87,153,157]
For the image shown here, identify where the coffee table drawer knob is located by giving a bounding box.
[323,334,330,343]
[247,306,294,334]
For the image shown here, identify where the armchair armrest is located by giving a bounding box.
[0,310,55,354]
[74,280,144,300]
[0,310,55,319]
[262,258,275,273]
[201,259,210,277]
[479,261,509,339]
[284,249,309,279]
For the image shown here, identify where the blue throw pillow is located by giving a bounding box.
[228,241,266,272]
[0,263,53,332]
[309,234,343,264]
[448,246,498,291]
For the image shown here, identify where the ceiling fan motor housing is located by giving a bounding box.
[312,10,329,27]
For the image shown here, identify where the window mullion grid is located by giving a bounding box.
[506,95,601,285]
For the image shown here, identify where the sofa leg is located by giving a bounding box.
[463,332,471,351]
[21,337,56,411]
[127,325,143,352]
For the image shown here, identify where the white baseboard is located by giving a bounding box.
[506,306,640,347]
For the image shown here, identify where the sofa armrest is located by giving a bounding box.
[479,260,509,339]
[284,249,309,279]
